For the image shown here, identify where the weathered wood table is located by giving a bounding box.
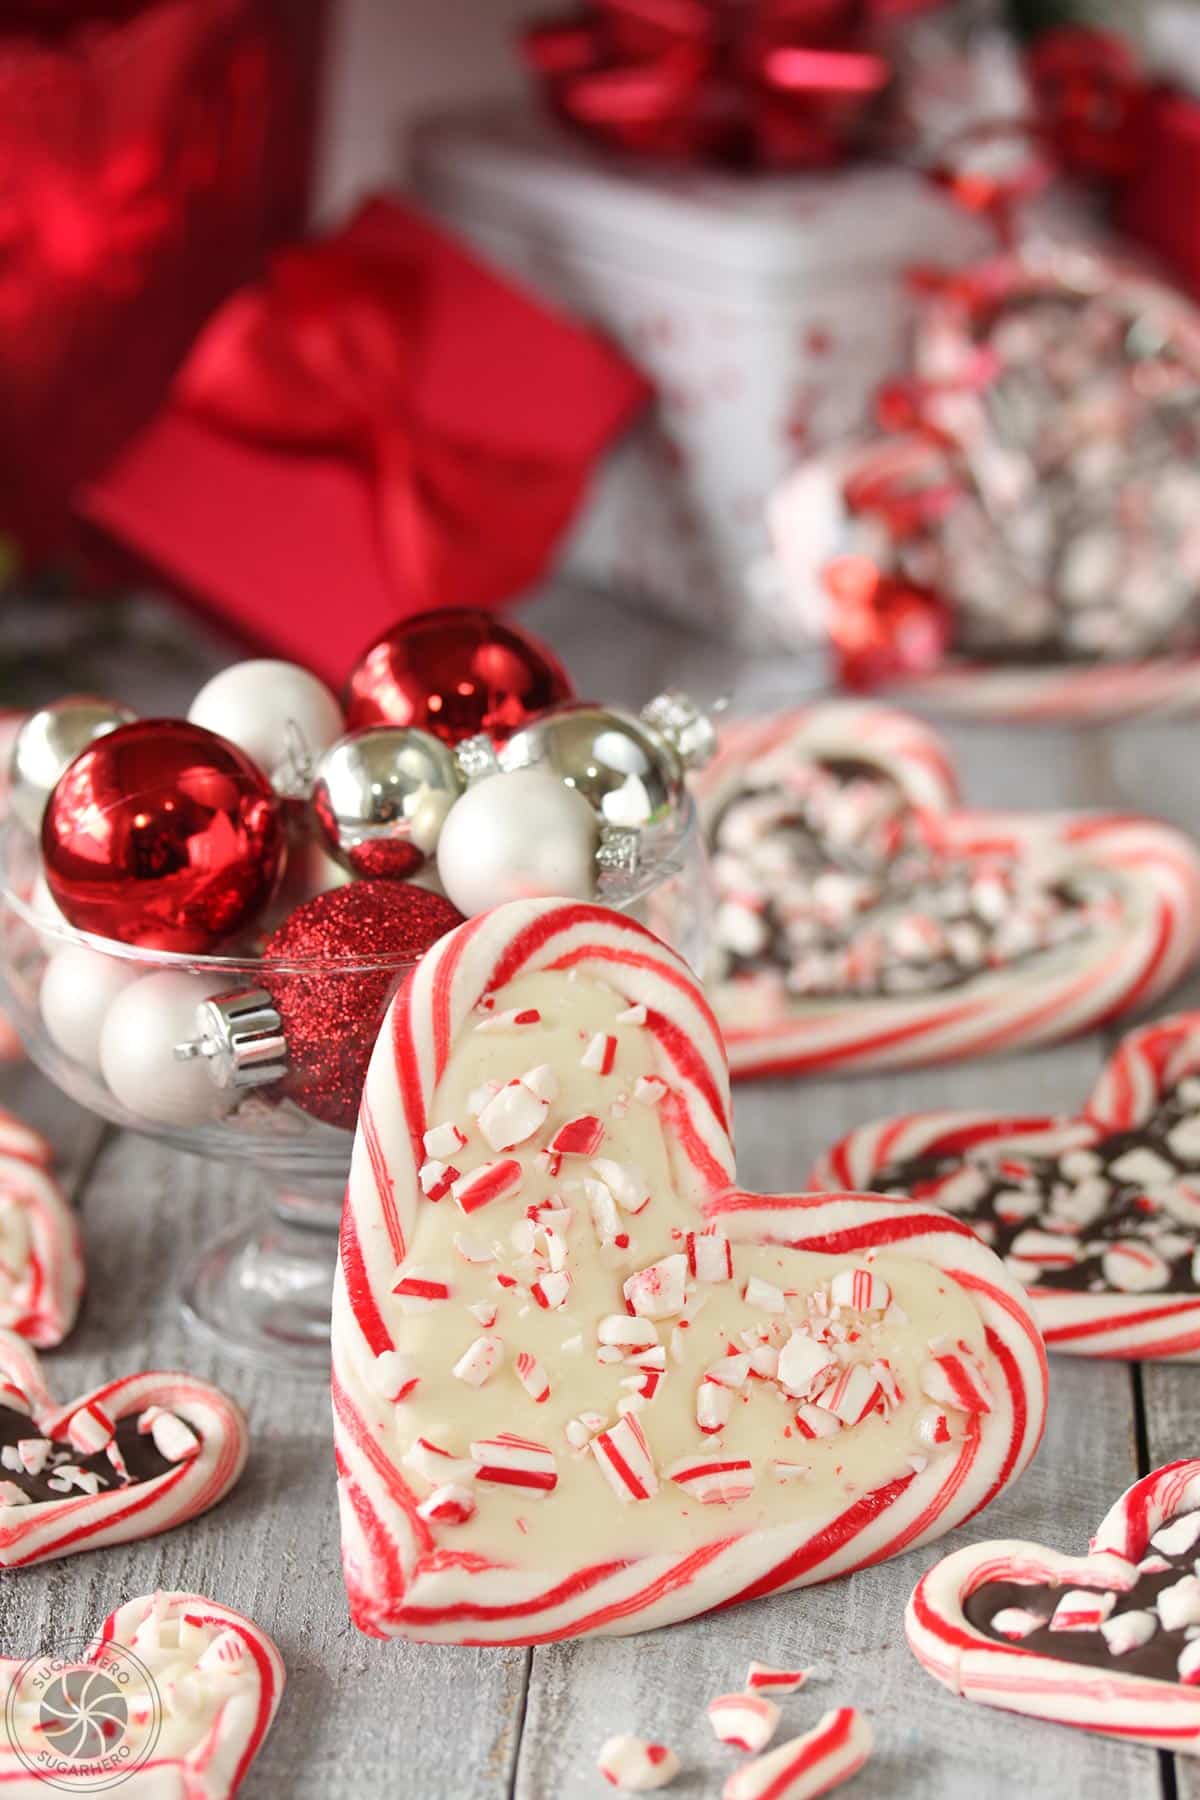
[2,588,1197,1798]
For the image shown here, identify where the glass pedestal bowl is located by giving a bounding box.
[0,814,709,1377]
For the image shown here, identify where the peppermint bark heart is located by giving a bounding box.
[695,703,1200,1079]
[0,1330,248,1566]
[0,1590,284,1795]
[908,1460,1200,1751]
[0,1109,82,1346]
[332,898,1046,1646]
[815,1011,1200,1361]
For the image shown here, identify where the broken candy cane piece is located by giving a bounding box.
[1150,1511,1200,1556]
[812,1364,883,1428]
[137,1408,200,1463]
[722,1708,873,1800]
[452,1159,523,1215]
[515,1352,551,1404]
[417,1483,476,1525]
[1179,1639,1200,1684]
[624,1255,688,1320]
[582,1032,618,1074]
[585,1178,624,1247]
[1100,1609,1157,1656]
[550,1115,605,1157]
[919,1341,993,1413]
[687,1229,733,1282]
[777,1331,837,1401]
[1156,1575,1200,1632]
[597,1736,679,1791]
[592,1158,650,1214]
[667,1454,754,1505]
[0,1481,30,1507]
[1100,1241,1171,1293]
[65,1401,115,1455]
[1049,1590,1116,1631]
[419,1160,458,1202]
[370,1350,419,1402]
[794,1405,842,1441]
[696,1379,734,1434]
[708,1692,780,1753]
[590,1413,658,1502]
[990,1607,1047,1640]
[634,1076,668,1107]
[523,1064,559,1103]
[477,1077,551,1151]
[453,1232,495,1266]
[829,1268,891,1314]
[423,1121,467,1159]
[403,1437,479,1485]
[913,1406,959,1451]
[17,1440,51,1476]
[392,1267,451,1310]
[452,1336,504,1387]
[598,1316,660,1355]
[470,1433,557,1495]
[744,1275,787,1313]
[745,1664,811,1697]
[530,1269,572,1311]
[475,1007,542,1032]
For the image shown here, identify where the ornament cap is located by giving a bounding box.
[454,734,500,786]
[174,988,287,1091]
[639,691,718,771]
[596,824,641,884]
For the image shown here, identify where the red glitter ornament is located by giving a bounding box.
[344,607,574,745]
[42,719,283,952]
[262,881,464,1128]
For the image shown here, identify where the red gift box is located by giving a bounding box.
[1118,86,1200,301]
[83,198,652,684]
[0,0,324,552]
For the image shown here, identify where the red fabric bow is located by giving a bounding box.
[522,0,921,169]
[85,200,651,682]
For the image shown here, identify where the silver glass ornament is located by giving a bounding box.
[500,692,716,830]
[9,696,136,834]
[311,726,463,879]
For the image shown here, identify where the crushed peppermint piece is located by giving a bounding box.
[794,1404,842,1441]
[477,1078,550,1152]
[550,1115,606,1157]
[582,1033,618,1074]
[419,1160,458,1202]
[452,1335,504,1387]
[829,1267,891,1314]
[708,1693,780,1753]
[1100,1609,1158,1656]
[624,1255,688,1320]
[470,1432,557,1494]
[515,1352,551,1404]
[1049,1589,1116,1631]
[596,1736,678,1791]
[423,1121,468,1159]
[776,1331,837,1400]
[475,1007,542,1033]
[369,1351,419,1403]
[402,1438,479,1486]
[990,1607,1047,1640]
[452,1159,523,1216]
[591,1159,651,1214]
[616,1004,648,1025]
[1157,1575,1200,1632]
[416,1483,476,1525]
[634,1076,668,1107]
[667,1453,754,1504]
[687,1228,733,1282]
[65,1403,114,1456]
[745,1664,811,1696]
[743,1275,787,1313]
[590,1413,658,1502]
[530,1269,572,1311]
[392,1267,451,1310]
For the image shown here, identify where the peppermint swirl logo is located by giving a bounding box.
[4,1635,161,1791]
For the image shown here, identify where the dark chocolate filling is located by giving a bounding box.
[875,1078,1200,1294]
[0,1403,176,1504]
[708,759,1093,1000]
[965,1519,1200,1684]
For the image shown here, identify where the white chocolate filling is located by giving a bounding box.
[388,972,988,1566]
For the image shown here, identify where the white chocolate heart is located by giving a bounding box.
[333,899,1047,1643]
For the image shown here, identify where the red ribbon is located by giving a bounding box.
[173,231,549,609]
[521,0,917,169]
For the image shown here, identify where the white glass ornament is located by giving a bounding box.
[436,768,599,916]
[40,945,140,1073]
[99,970,236,1126]
[188,660,344,795]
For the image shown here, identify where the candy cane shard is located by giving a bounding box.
[0,1331,248,1568]
[0,1137,83,1347]
[332,897,1046,1645]
[815,1011,1200,1362]
[707,1691,780,1752]
[745,1664,812,1696]
[695,703,1200,1081]
[722,1709,873,1800]
[907,1459,1200,1751]
[597,1736,680,1790]
[0,1590,283,1797]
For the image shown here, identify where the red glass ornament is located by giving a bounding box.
[344,607,574,745]
[262,881,464,1128]
[824,556,952,692]
[41,719,283,952]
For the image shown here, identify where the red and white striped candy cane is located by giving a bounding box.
[695,706,1200,1081]
[0,1141,83,1348]
[907,1461,1200,1752]
[0,1330,248,1568]
[815,1011,1200,1362]
[332,898,1046,1646]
